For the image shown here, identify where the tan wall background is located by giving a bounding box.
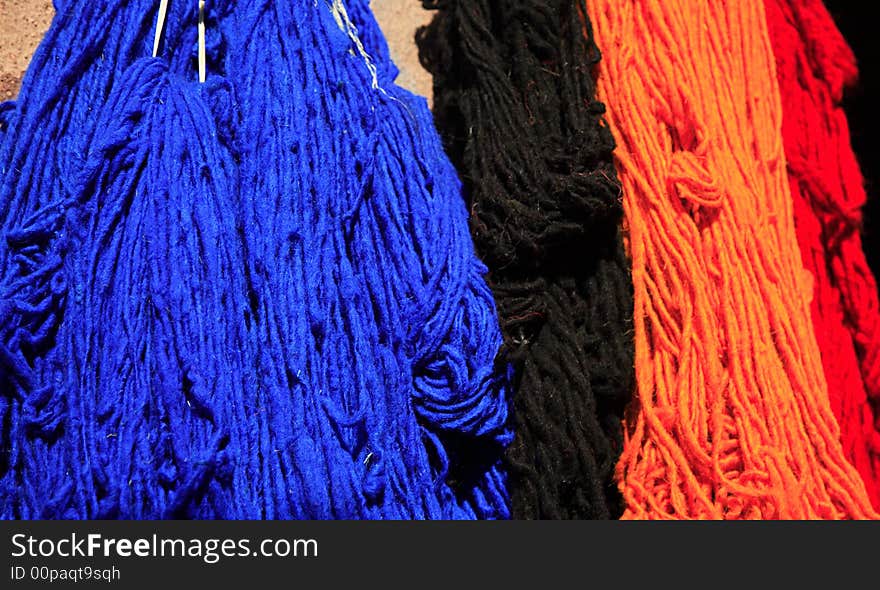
[0,1,432,100]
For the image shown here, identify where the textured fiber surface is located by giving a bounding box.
[766,0,880,508]
[0,1,432,100]
[589,0,876,518]
[823,3,880,283]
[1,0,509,519]
[418,0,634,519]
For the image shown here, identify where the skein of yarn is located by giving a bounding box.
[220,0,512,519]
[1,0,512,519]
[588,0,877,518]
[417,0,634,518]
[56,58,253,518]
[0,0,187,518]
[766,0,880,508]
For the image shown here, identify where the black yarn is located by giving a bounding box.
[417,0,634,519]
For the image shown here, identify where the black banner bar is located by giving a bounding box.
[0,520,874,588]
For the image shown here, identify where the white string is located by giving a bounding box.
[198,0,206,83]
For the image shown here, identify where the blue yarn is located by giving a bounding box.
[222,0,511,518]
[1,0,168,518]
[68,59,255,519]
[1,0,510,519]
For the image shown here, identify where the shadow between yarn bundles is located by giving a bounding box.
[418,0,635,519]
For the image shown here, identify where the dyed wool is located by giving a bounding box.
[417,0,634,518]
[1,0,511,519]
[588,0,877,518]
[766,0,880,508]
[0,0,200,518]
[50,58,254,519]
[213,0,512,519]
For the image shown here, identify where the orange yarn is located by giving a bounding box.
[586,0,877,518]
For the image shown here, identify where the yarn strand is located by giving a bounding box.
[766,0,880,508]
[418,0,635,519]
[588,0,877,519]
[2,0,512,519]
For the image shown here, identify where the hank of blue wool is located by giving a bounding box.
[221,0,511,518]
[1,0,511,519]
[0,0,197,517]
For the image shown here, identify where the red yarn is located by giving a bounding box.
[767,0,880,508]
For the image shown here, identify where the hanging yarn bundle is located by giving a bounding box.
[766,0,880,508]
[417,0,634,519]
[55,57,255,519]
[0,0,185,517]
[587,0,877,518]
[220,0,511,519]
[1,0,512,519]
